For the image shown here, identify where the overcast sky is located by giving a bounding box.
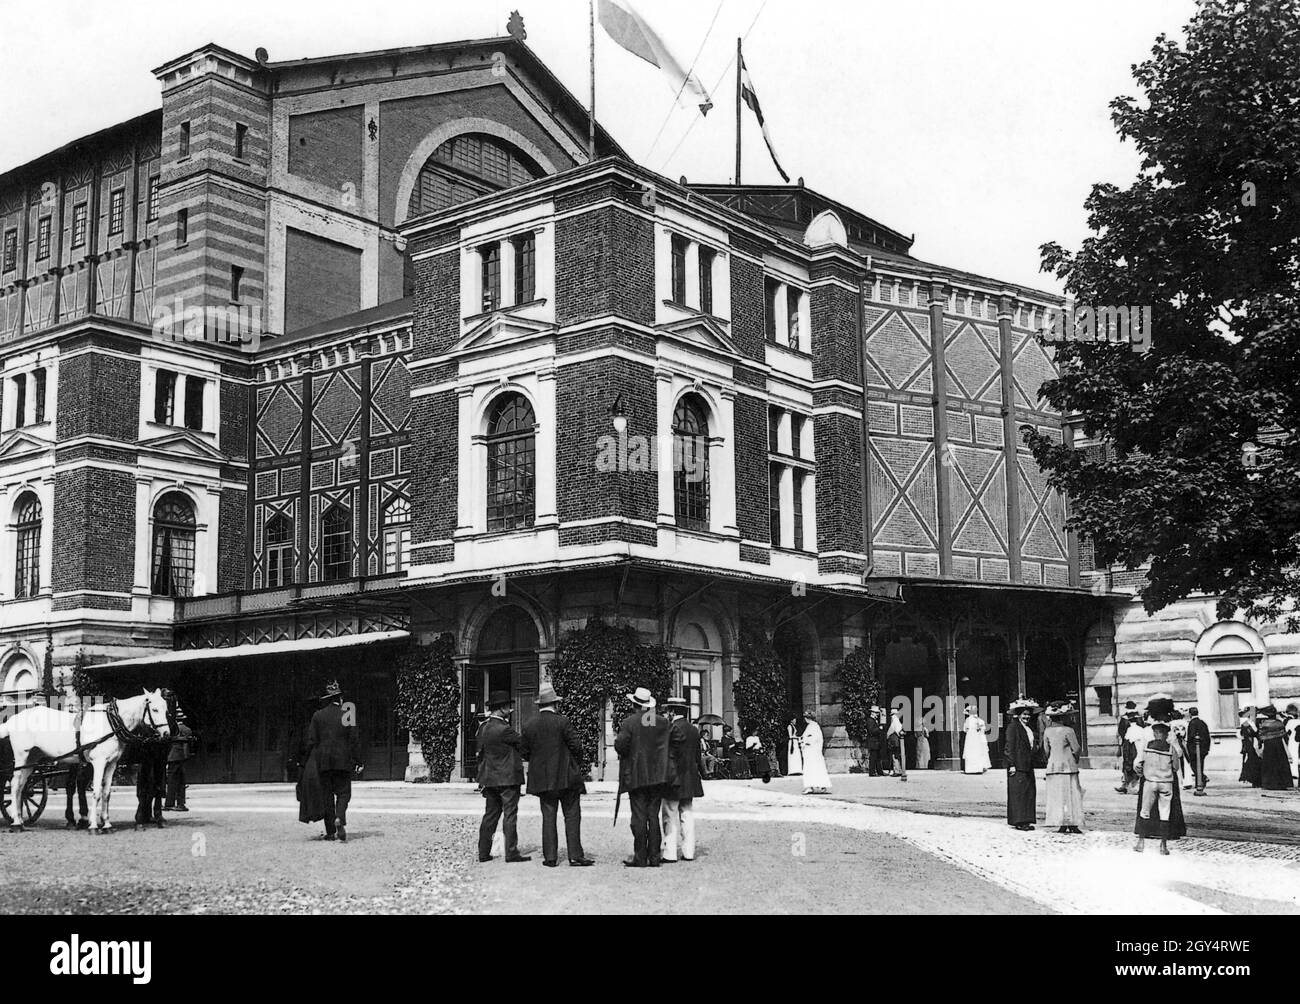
[0,0,1199,291]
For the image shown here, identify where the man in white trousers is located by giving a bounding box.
[661,694,705,863]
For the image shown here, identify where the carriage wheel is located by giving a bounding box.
[19,775,47,824]
[0,777,11,824]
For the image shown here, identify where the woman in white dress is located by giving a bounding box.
[786,717,804,777]
[915,723,932,770]
[962,704,991,774]
[800,711,832,794]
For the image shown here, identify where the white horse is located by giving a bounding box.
[0,690,171,832]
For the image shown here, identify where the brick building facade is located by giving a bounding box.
[1,32,1155,784]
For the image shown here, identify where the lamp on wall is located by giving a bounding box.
[609,394,628,436]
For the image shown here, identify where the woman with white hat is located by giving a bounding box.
[1042,701,1084,834]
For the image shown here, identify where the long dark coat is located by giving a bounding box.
[665,719,705,801]
[476,716,525,788]
[297,748,326,824]
[520,710,586,796]
[1003,718,1037,826]
[614,709,671,792]
[307,702,362,772]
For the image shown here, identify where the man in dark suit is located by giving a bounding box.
[1185,707,1211,796]
[476,690,530,863]
[661,695,705,863]
[866,707,886,776]
[519,683,594,868]
[306,680,363,842]
[614,686,671,868]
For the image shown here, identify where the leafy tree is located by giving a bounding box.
[835,647,879,769]
[1027,0,1300,627]
[394,634,461,782]
[732,615,787,761]
[549,619,673,773]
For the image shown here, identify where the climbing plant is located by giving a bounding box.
[549,619,673,773]
[732,614,787,763]
[836,646,879,769]
[394,633,461,783]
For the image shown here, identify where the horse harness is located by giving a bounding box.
[68,700,166,765]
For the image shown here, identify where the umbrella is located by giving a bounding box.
[696,714,725,726]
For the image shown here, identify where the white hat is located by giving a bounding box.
[627,687,656,709]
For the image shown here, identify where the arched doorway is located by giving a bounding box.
[772,620,816,774]
[875,623,946,760]
[672,606,726,754]
[464,606,540,779]
[956,631,1012,766]
[1,652,37,711]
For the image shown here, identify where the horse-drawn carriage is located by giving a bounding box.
[0,690,171,831]
[0,760,51,826]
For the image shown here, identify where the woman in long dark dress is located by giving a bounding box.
[1004,700,1039,830]
[1239,709,1262,787]
[1257,707,1294,791]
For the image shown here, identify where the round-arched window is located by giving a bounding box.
[407,133,545,220]
[486,394,536,533]
[151,493,196,597]
[13,492,41,598]
[673,395,711,531]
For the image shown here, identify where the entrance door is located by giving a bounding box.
[463,606,541,779]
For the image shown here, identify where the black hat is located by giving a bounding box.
[318,680,344,701]
[488,690,512,711]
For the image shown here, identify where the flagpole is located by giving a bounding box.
[734,37,742,184]
[589,0,598,162]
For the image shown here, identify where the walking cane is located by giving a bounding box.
[1194,742,1206,797]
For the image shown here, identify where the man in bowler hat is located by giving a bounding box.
[476,691,531,863]
[661,694,705,863]
[519,683,595,867]
[307,680,363,842]
[614,687,672,868]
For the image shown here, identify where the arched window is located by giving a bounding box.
[321,505,352,582]
[13,493,41,598]
[486,394,536,533]
[265,513,294,588]
[673,395,711,531]
[151,493,196,597]
[407,134,545,219]
[383,497,411,573]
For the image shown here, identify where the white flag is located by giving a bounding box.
[598,0,714,115]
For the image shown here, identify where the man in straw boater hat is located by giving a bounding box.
[305,680,363,842]
[614,686,672,868]
[476,690,531,863]
[660,693,705,863]
[519,682,594,868]
[1004,697,1040,831]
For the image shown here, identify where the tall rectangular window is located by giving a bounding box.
[179,121,191,158]
[146,175,160,221]
[184,375,205,431]
[699,247,715,314]
[1096,685,1113,719]
[154,369,177,425]
[788,289,804,349]
[2,229,16,272]
[36,216,51,260]
[70,203,88,248]
[108,189,125,236]
[791,414,806,459]
[13,375,27,429]
[230,265,244,302]
[33,368,46,424]
[513,232,536,305]
[176,208,188,245]
[234,123,248,160]
[768,405,781,454]
[769,462,782,546]
[764,277,780,342]
[480,243,501,312]
[670,234,688,304]
[792,470,806,551]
